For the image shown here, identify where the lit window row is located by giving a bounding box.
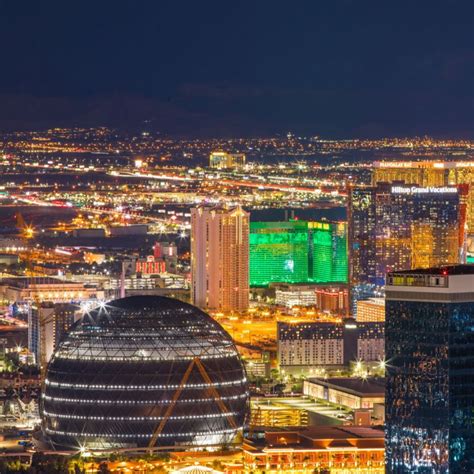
[44,410,239,421]
[42,392,248,405]
[72,329,223,338]
[45,427,237,438]
[54,352,235,362]
[45,376,247,390]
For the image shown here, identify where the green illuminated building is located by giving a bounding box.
[249,221,308,286]
[310,221,348,283]
[249,221,348,287]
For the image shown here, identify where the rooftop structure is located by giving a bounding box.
[305,377,385,397]
[244,426,384,473]
[0,277,103,303]
[304,377,385,410]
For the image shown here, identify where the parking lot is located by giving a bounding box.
[271,396,354,426]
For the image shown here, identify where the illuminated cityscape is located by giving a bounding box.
[3,133,474,473]
[2,123,474,472]
[0,2,473,473]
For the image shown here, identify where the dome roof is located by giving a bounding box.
[54,296,237,362]
[42,296,248,451]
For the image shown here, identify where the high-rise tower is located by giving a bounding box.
[373,160,474,232]
[348,183,465,311]
[249,220,348,287]
[191,205,249,311]
[385,265,474,472]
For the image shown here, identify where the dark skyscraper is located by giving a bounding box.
[385,265,474,473]
[348,187,378,306]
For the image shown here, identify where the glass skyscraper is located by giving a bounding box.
[385,265,474,472]
[349,184,466,313]
[249,220,347,287]
[373,160,474,233]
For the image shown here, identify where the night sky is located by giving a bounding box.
[1,0,473,137]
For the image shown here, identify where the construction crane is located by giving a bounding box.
[148,356,239,450]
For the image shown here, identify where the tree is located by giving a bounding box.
[98,462,110,474]
[74,463,85,474]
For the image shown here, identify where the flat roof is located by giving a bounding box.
[389,264,474,276]
[270,282,348,289]
[246,425,384,450]
[306,377,385,397]
[373,160,468,169]
[298,425,383,440]
[0,277,82,288]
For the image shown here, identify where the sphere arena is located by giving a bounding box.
[41,296,249,450]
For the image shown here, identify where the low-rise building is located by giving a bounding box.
[0,254,19,266]
[315,286,349,314]
[303,377,385,409]
[135,256,166,275]
[153,241,178,273]
[0,277,103,303]
[356,298,385,322]
[109,224,148,236]
[0,238,27,252]
[244,425,384,473]
[270,283,349,312]
[278,320,384,374]
[73,228,106,238]
[209,151,246,169]
[250,402,308,427]
[274,283,317,307]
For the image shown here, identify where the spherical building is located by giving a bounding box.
[41,296,248,450]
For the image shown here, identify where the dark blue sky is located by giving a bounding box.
[0,0,473,137]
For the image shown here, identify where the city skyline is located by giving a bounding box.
[1,2,474,472]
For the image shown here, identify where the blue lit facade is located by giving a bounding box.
[385,267,474,473]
